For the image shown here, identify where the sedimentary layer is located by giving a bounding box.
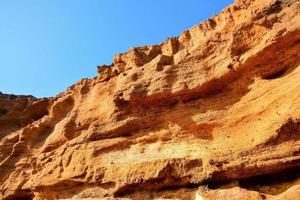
[0,0,300,199]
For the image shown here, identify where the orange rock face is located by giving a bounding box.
[1,0,300,199]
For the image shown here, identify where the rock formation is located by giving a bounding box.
[1,0,300,199]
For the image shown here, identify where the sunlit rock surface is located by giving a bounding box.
[1,0,300,199]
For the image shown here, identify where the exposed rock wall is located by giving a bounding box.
[0,0,300,199]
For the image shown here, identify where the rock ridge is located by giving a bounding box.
[1,0,300,199]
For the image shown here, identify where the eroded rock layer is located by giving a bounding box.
[1,0,300,199]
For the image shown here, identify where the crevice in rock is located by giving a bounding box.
[207,166,300,196]
[262,67,288,79]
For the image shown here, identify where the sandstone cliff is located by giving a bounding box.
[1,0,300,199]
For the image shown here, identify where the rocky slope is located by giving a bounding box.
[1,0,300,199]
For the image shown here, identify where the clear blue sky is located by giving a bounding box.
[0,0,233,98]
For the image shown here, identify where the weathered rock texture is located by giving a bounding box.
[1,0,300,199]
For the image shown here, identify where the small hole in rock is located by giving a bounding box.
[156,64,163,71]
[0,108,8,116]
[131,73,139,81]
[227,63,233,69]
